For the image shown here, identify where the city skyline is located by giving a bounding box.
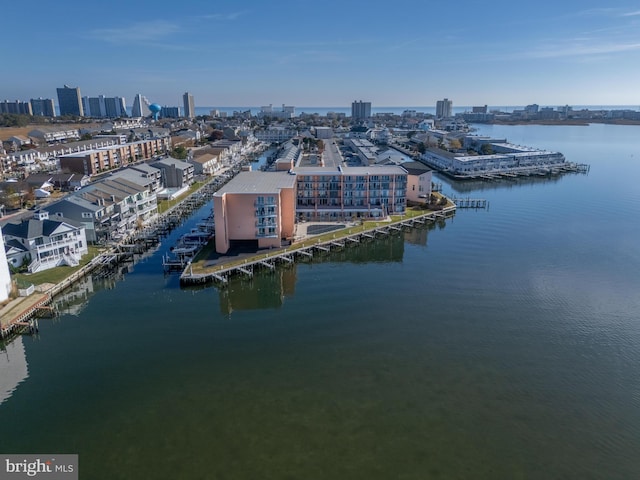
[2,0,640,107]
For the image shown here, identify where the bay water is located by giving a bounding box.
[1,123,639,479]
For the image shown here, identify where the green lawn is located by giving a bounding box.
[157,182,206,214]
[13,246,105,286]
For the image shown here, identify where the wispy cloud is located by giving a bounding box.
[622,10,640,17]
[198,11,247,21]
[574,7,619,17]
[525,41,640,59]
[89,20,181,44]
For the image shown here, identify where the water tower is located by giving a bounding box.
[149,103,162,121]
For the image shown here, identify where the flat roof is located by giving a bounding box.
[293,165,407,176]
[215,171,297,196]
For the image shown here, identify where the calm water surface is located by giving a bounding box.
[1,124,639,479]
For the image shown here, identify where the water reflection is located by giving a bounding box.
[0,337,28,406]
[217,222,446,313]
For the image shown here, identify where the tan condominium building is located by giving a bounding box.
[59,138,170,176]
[213,171,297,254]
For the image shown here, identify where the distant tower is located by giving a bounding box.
[351,100,371,122]
[436,98,453,118]
[56,84,84,117]
[183,92,195,119]
[131,94,151,117]
[30,98,56,117]
[0,226,12,302]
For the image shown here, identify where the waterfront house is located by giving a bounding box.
[2,210,88,273]
[77,177,158,241]
[43,195,106,243]
[188,152,220,175]
[44,176,157,243]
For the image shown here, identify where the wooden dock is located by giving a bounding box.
[450,197,489,209]
[180,206,456,287]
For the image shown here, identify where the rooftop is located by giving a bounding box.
[215,171,296,196]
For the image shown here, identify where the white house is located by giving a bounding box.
[2,211,88,273]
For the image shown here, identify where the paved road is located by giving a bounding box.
[322,139,344,168]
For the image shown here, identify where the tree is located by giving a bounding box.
[480,143,493,155]
[171,146,188,159]
[208,130,224,141]
[416,142,426,154]
[448,138,462,150]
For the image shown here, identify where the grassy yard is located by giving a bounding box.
[14,246,105,287]
[156,182,206,214]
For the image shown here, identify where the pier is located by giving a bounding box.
[450,197,489,209]
[179,206,456,287]
[447,162,591,181]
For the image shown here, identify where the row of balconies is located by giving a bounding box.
[256,228,277,238]
[254,199,277,207]
[32,238,81,256]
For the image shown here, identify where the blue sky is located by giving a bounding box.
[3,0,640,107]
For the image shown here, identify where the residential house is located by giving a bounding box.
[2,210,88,273]
[43,195,107,243]
[188,152,220,175]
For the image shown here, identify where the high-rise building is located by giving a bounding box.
[351,100,371,121]
[183,92,195,119]
[56,85,84,117]
[435,98,452,118]
[30,98,56,117]
[161,106,181,118]
[0,100,32,115]
[81,95,127,118]
[104,96,127,118]
[131,94,151,117]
